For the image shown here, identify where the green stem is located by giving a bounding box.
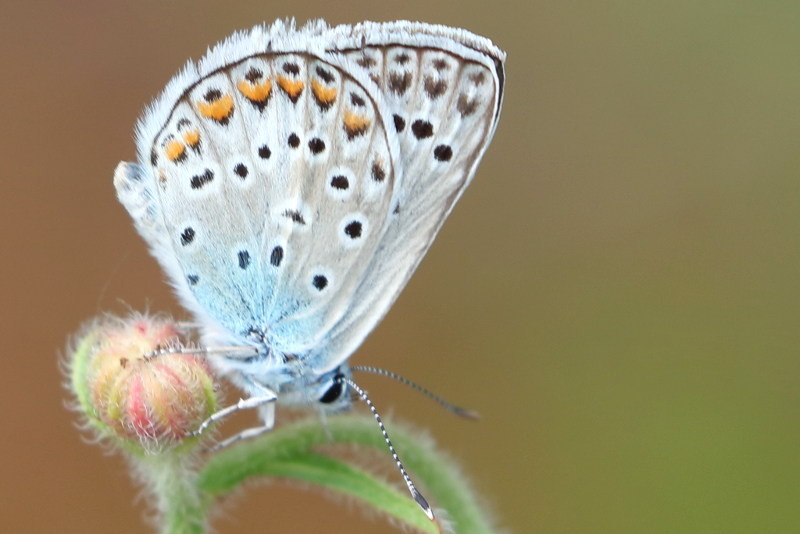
[137,454,207,534]
[199,414,496,533]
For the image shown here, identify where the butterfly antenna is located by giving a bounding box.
[351,365,479,420]
[337,376,435,521]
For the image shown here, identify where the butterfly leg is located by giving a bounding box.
[207,424,275,451]
[191,390,277,438]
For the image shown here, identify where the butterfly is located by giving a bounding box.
[114,19,505,517]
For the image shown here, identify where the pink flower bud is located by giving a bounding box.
[69,313,218,454]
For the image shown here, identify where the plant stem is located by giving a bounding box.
[138,454,207,534]
[199,414,496,533]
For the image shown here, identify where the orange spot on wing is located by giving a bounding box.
[196,94,234,121]
[343,110,371,138]
[182,130,200,147]
[237,79,273,102]
[164,140,186,162]
[277,75,305,100]
[311,79,337,104]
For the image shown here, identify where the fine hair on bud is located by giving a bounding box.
[66,312,218,455]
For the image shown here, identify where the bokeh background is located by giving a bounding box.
[2,1,798,532]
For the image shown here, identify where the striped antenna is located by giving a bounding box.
[336,375,435,521]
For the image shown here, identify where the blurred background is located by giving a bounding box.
[2,1,799,532]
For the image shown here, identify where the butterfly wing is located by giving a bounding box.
[115,23,401,356]
[304,22,506,372]
[114,20,504,377]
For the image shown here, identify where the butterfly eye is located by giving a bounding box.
[319,379,345,404]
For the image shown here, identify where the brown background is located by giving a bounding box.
[2,1,799,532]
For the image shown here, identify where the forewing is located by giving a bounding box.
[115,48,398,353]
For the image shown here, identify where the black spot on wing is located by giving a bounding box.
[190,169,214,189]
[270,246,283,267]
[411,120,434,139]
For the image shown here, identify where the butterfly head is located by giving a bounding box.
[258,363,353,414]
[312,366,353,413]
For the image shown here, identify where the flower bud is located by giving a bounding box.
[68,313,218,455]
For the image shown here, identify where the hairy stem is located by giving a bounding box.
[138,454,207,534]
[199,414,495,533]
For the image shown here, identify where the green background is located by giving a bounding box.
[1,1,798,532]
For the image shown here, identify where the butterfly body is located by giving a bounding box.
[115,19,504,414]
